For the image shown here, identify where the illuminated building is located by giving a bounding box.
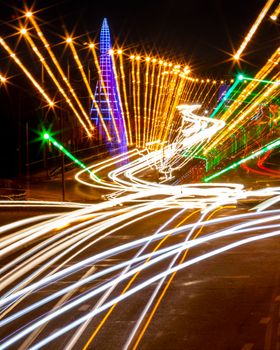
[91,18,127,153]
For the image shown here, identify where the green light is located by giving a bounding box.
[204,138,280,182]
[237,74,276,84]
[244,77,276,84]
[43,132,100,181]
[210,79,241,118]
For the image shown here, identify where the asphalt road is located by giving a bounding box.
[1,203,280,350]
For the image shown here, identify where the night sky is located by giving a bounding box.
[0,0,279,177]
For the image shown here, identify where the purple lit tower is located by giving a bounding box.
[91,18,127,154]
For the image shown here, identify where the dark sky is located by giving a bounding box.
[1,0,279,75]
[0,0,279,177]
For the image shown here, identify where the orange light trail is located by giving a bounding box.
[234,0,276,60]
[110,50,129,146]
[67,39,115,142]
[118,51,133,145]
[270,1,280,20]
[81,209,200,350]
[21,31,92,137]
[132,206,235,350]
[26,14,94,132]
[0,37,54,106]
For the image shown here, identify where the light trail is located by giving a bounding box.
[270,1,280,20]
[1,8,279,349]
[204,138,280,182]
[20,30,92,137]
[66,38,114,142]
[117,50,133,144]
[1,227,279,350]
[0,37,54,107]
[128,206,230,349]
[26,14,94,132]
[233,0,276,60]
[42,132,99,180]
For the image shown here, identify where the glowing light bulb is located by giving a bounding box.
[0,75,6,83]
[25,11,33,17]
[20,28,27,35]
[66,37,72,43]
[89,43,95,49]
[135,55,140,61]
[117,49,122,54]
[233,53,240,60]
[109,49,114,55]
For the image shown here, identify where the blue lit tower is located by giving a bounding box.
[91,18,127,153]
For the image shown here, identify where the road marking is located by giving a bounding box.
[259,317,271,324]
[241,344,254,350]
[78,304,90,312]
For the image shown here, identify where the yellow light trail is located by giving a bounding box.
[81,209,201,350]
[161,75,187,145]
[111,50,129,146]
[67,39,116,142]
[152,69,171,144]
[21,31,92,137]
[203,72,280,155]
[117,51,133,145]
[130,55,138,146]
[143,57,151,147]
[234,0,276,60]
[270,1,280,20]
[154,72,179,145]
[136,56,141,147]
[90,44,116,134]
[150,67,167,145]
[0,37,54,106]
[203,48,280,155]
[150,61,164,145]
[157,73,183,146]
[132,206,235,350]
[147,58,157,144]
[194,80,211,104]
[26,14,94,132]
[199,80,219,108]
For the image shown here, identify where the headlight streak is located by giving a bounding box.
[233,0,277,60]
[75,208,193,350]
[1,210,280,320]
[126,206,232,350]
[1,203,164,296]
[1,208,279,308]
[0,6,279,349]
[0,158,280,348]
[1,229,279,350]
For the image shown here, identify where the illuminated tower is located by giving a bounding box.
[91,18,127,153]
